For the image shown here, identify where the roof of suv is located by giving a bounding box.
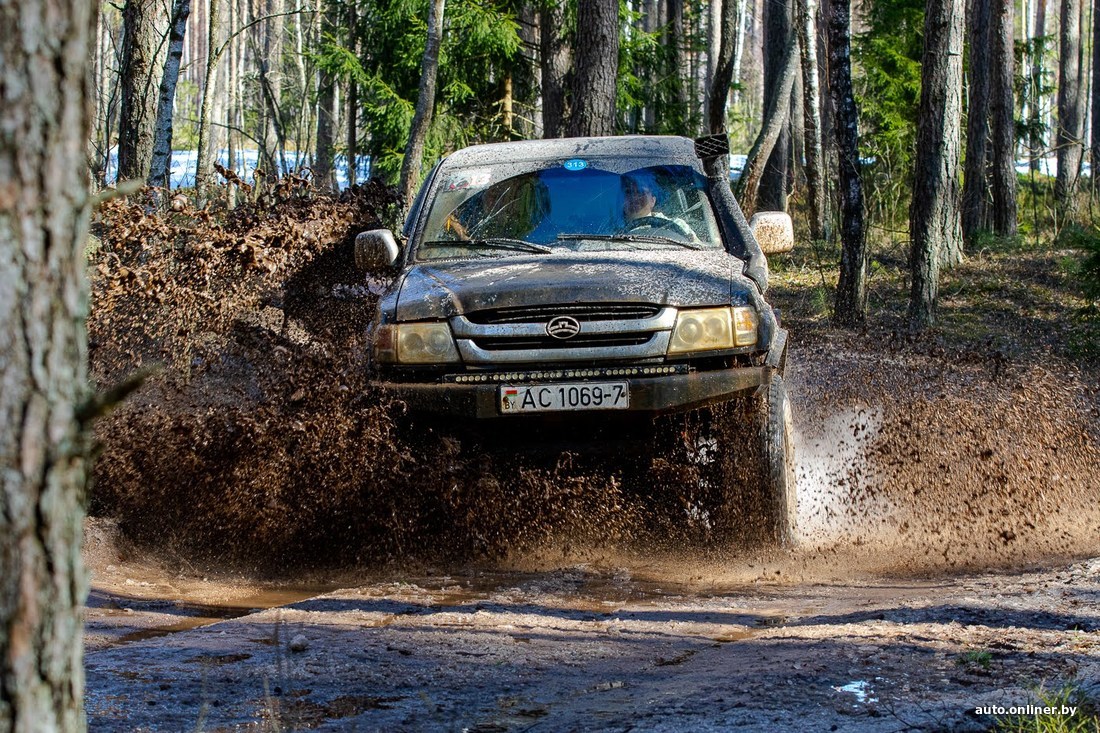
[441,135,701,169]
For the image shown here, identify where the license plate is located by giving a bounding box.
[499,381,630,414]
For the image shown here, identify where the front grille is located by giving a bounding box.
[472,333,653,351]
[465,303,662,325]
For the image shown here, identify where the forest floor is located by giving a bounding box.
[82,188,1100,730]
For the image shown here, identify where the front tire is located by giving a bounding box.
[757,372,798,547]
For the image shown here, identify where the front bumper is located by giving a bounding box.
[374,326,787,419]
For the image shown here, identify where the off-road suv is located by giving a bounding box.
[355,134,797,544]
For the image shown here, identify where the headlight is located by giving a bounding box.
[394,322,460,364]
[667,306,757,354]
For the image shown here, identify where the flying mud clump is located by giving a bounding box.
[88,181,640,569]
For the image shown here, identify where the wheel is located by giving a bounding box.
[756,372,798,547]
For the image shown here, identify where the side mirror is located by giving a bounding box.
[749,212,794,255]
[354,229,400,271]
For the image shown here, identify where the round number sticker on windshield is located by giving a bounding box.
[563,158,588,171]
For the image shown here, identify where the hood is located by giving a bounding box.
[395,249,747,320]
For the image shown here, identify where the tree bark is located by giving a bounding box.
[708,0,737,133]
[962,0,991,241]
[262,0,285,176]
[734,31,799,214]
[568,0,619,137]
[666,0,688,131]
[540,0,571,137]
[314,1,337,190]
[0,0,95,730]
[118,0,168,181]
[1055,0,1083,210]
[195,0,224,198]
[705,0,723,125]
[760,0,794,211]
[796,0,827,242]
[399,0,446,207]
[149,0,192,188]
[1093,0,1100,190]
[1028,0,1047,173]
[731,0,749,106]
[909,0,966,329]
[830,0,867,324]
[989,0,1017,235]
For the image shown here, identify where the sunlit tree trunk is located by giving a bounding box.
[1092,0,1100,190]
[195,0,224,198]
[909,0,965,329]
[760,0,793,211]
[399,0,446,206]
[830,0,867,324]
[796,0,826,242]
[962,0,991,240]
[569,0,619,137]
[118,0,168,181]
[149,0,192,188]
[314,0,337,189]
[0,0,96,729]
[989,0,1017,235]
[1029,0,1047,173]
[1055,0,1083,211]
[540,0,571,137]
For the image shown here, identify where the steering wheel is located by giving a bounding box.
[620,215,694,240]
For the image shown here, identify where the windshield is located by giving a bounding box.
[416,159,723,260]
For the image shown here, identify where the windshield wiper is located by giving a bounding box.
[422,238,552,254]
[557,233,702,251]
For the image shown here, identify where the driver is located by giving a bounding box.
[622,171,697,241]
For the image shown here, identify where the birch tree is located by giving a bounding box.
[149,0,192,188]
[0,0,96,728]
[399,0,446,207]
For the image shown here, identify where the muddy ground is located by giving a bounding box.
[83,187,1100,730]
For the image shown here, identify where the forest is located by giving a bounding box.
[91,0,1100,332]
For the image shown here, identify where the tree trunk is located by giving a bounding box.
[708,0,737,133]
[568,0,620,137]
[796,0,827,242]
[1093,0,1100,190]
[1055,0,1083,210]
[666,0,688,131]
[149,0,192,188]
[909,0,966,329]
[705,0,723,125]
[540,0,571,137]
[399,0,446,207]
[962,0,992,241]
[315,1,337,190]
[989,0,1017,235]
[830,0,867,324]
[118,0,168,181]
[0,0,95,730]
[734,31,799,214]
[1028,0,1047,173]
[731,0,749,106]
[262,0,285,176]
[195,0,223,198]
[760,0,794,211]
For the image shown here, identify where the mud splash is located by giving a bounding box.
[88,184,1100,576]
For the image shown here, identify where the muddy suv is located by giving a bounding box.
[355,135,797,544]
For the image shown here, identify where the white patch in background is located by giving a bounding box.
[793,406,897,548]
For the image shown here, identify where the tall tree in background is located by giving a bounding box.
[118,0,167,181]
[796,0,827,242]
[399,0,446,206]
[961,0,991,240]
[149,0,192,188]
[1,0,95,728]
[988,0,1016,235]
[707,0,738,133]
[1093,0,1100,190]
[1055,0,1083,211]
[1028,0,1048,173]
[540,0,571,137]
[909,0,965,328]
[759,0,794,211]
[194,0,223,197]
[568,0,619,136]
[315,1,338,191]
[831,0,868,324]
